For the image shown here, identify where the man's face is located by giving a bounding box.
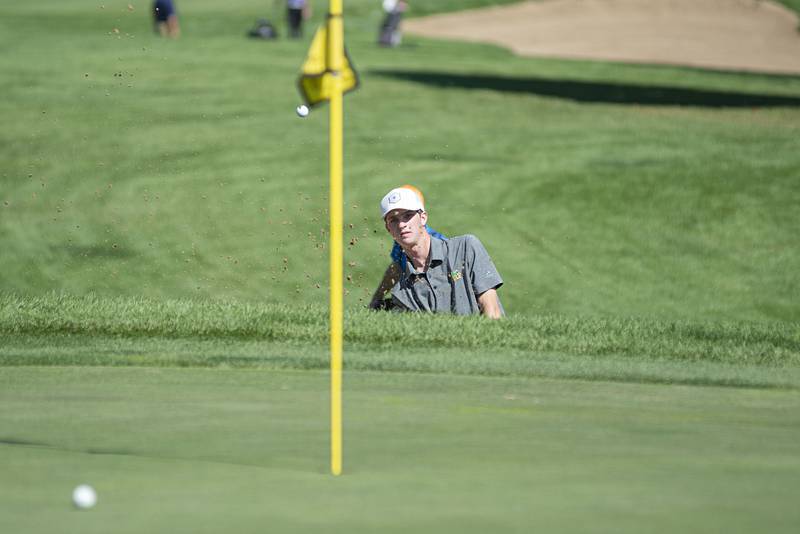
[384,209,428,246]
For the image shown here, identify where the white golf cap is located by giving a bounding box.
[380,187,424,219]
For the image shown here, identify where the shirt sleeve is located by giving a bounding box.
[465,235,503,295]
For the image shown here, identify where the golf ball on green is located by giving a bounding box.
[72,484,97,509]
[296,104,309,118]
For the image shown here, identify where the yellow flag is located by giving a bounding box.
[297,23,359,107]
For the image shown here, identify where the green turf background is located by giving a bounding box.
[2,2,800,532]
[2,0,799,322]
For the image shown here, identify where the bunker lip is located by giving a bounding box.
[405,0,800,76]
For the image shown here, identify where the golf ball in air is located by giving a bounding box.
[72,484,97,509]
[296,104,310,118]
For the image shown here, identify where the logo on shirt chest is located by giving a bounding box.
[449,270,462,282]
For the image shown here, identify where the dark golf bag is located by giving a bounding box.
[247,19,278,40]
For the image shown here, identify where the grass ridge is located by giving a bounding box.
[2,293,798,368]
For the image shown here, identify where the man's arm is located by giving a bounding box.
[368,263,401,309]
[477,288,502,319]
[462,235,503,318]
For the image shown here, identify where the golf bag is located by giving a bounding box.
[247,19,278,40]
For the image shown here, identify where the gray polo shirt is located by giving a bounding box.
[390,234,504,315]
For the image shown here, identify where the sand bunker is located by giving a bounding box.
[405,0,800,74]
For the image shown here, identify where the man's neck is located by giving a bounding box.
[402,232,431,272]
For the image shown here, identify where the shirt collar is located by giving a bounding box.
[403,237,444,275]
[429,237,445,266]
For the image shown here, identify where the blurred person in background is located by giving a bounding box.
[153,0,180,38]
[378,0,407,47]
[287,0,311,38]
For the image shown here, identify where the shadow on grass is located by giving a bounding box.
[370,69,800,108]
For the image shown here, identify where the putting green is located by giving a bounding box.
[1,367,798,533]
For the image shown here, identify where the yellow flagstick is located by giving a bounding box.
[328,0,344,476]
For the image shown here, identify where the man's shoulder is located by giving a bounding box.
[441,235,491,262]
[447,234,483,248]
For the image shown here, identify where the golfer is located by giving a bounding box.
[369,185,446,309]
[376,186,504,318]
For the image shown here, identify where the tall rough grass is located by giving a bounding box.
[2,293,797,368]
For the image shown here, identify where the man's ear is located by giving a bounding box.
[419,210,428,226]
